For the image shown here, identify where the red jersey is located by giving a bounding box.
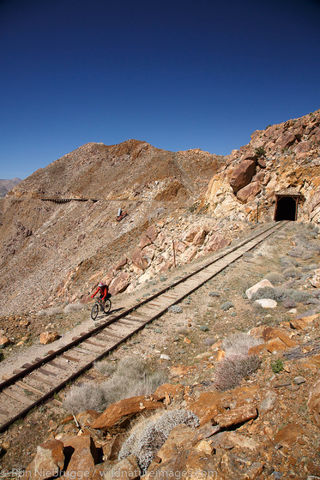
[91,285,108,300]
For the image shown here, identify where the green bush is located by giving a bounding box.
[271,359,284,374]
[254,146,266,157]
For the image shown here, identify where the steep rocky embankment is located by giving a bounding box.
[205,109,320,223]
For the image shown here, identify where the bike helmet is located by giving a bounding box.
[98,282,105,287]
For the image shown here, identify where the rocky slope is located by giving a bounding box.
[2,222,320,478]
[0,141,223,315]
[0,109,319,317]
[205,109,320,223]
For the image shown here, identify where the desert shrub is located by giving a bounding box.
[118,409,199,474]
[271,359,284,373]
[222,333,263,357]
[63,383,106,414]
[265,272,285,284]
[94,359,117,376]
[213,354,261,391]
[251,286,313,304]
[64,303,84,313]
[254,146,266,157]
[282,268,301,279]
[63,356,168,414]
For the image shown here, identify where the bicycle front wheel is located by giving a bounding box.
[103,298,112,314]
[91,303,99,320]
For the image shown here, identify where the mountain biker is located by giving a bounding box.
[91,282,110,305]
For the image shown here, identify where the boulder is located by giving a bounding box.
[183,227,198,243]
[245,279,274,300]
[236,181,261,203]
[276,132,297,150]
[139,234,152,249]
[114,257,127,271]
[192,228,208,246]
[153,383,185,401]
[109,272,130,295]
[104,455,140,480]
[63,435,101,478]
[308,378,320,427]
[0,336,10,348]
[22,439,64,480]
[91,395,164,430]
[130,247,149,270]
[210,431,260,451]
[229,160,256,193]
[204,233,230,253]
[273,423,304,446]
[254,298,277,309]
[39,331,60,345]
[146,225,158,242]
[213,405,257,428]
[188,391,222,425]
[290,313,319,330]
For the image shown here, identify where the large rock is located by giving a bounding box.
[22,439,64,480]
[130,248,150,271]
[39,331,60,345]
[308,378,320,427]
[109,272,130,295]
[236,181,261,203]
[0,336,10,348]
[188,391,222,425]
[63,435,101,479]
[213,405,257,428]
[210,431,260,451]
[229,160,256,193]
[91,395,164,430]
[192,228,208,246]
[204,233,230,253]
[245,279,274,300]
[104,455,140,480]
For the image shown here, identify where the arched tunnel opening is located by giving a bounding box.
[274,195,298,221]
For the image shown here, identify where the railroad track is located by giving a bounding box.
[0,221,288,432]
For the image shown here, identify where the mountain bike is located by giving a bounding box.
[90,297,112,320]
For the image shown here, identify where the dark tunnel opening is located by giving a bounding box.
[274,196,297,221]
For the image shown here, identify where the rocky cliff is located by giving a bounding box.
[205,109,320,223]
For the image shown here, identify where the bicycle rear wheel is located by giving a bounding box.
[91,303,99,320]
[103,298,112,314]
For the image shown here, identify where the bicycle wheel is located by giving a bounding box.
[91,303,99,320]
[103,298,112,314]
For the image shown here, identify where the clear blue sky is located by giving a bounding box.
[0,0,319,179]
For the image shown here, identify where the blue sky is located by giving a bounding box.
[0,0,319,179]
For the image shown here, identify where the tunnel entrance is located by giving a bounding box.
[274,192,300,221]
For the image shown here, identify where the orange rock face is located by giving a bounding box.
[91,395,164,430]
[39,331,60,344]
[213,404,258,428]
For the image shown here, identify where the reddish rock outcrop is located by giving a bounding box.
[91,395,164,430]
[229,160,256,193]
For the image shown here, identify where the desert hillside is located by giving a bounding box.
[0,110,319,317]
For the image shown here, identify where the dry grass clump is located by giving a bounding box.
[37,307,62,316]
[213,354,261,391]
[63,356,167,414]
[118,409,199,474]
[63,302,84,313]
[222,333,263,357]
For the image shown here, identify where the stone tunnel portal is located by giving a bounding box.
[274,195,298,221]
